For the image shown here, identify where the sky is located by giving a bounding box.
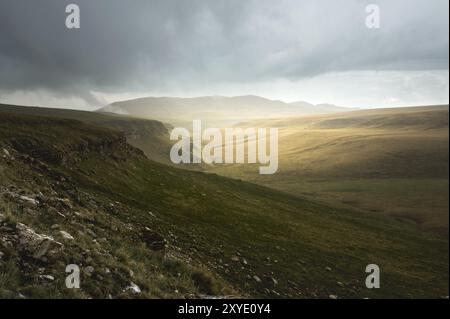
[0,0,448,110]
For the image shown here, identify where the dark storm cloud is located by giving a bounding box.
[0,0,448,98]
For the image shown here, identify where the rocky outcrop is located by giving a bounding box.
[4,116,144,168]
[16,223,63,260]
[141,229,166,253]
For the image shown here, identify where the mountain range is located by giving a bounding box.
[98,96,357,127]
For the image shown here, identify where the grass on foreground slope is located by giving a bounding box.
[1,110,447,298]
[0,112,233,298]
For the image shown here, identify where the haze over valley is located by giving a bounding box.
[99,96,357,128]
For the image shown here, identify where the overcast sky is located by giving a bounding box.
[0,0,448,109]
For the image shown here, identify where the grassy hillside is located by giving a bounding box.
[0,109,448,298]
[6,103,447,236]
[0,103,173,164]
[206,106,449,235]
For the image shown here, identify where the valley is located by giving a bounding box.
[202,105,450,236]
[0,104,448,299]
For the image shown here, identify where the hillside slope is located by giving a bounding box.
[0,109,448,298]
[0,103,173,164]
[207,105,449,235]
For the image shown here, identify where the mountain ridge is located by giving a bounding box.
[98,95,358,127]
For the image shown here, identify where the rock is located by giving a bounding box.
[329,295,338,299]
[125,282,141,294]
[271,277,278,285]
[2,148,10,156]
[98,237,108,244]
[325,267,332,272]
[59,231,74,240]
[48,207,66,218]
[16,223,63,260]
[231,256,240,262]
[19,195,38,206]
[85,228,97,238]
[242,258,248,265]
[142,229,166,252]
[85,266,95,275]
[253,275,262,283]
[39,275,55,281]
[337,281,344,287]
[56,198,73,210]
[22,208,35,215]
